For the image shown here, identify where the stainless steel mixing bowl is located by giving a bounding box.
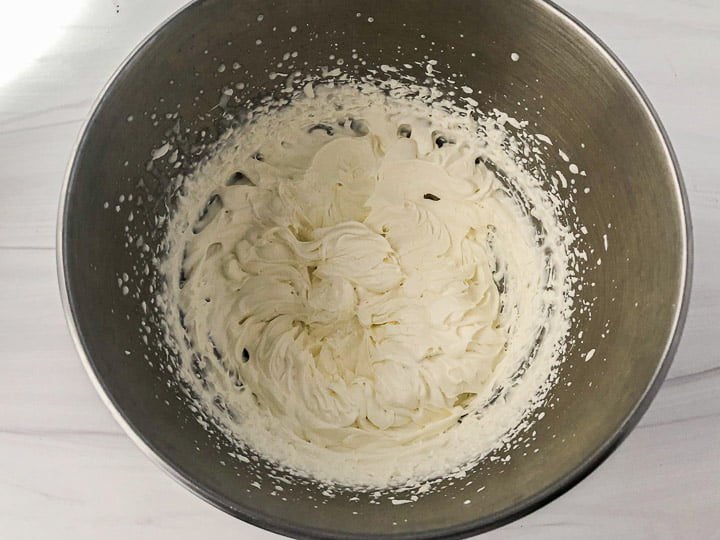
[58,0,691,537]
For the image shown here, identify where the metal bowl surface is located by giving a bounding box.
[58,0,691,537]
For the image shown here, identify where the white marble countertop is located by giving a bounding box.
[1,1,718,538]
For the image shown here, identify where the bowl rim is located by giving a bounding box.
[57,0,693,538]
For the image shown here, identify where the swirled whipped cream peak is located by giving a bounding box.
[160,82,576,488]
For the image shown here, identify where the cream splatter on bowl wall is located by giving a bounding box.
[58,0,691,537]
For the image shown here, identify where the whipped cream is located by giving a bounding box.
[160,82,575,488]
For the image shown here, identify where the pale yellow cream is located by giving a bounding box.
[161,83,575,487]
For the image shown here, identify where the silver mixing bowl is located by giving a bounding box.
[58,0,691,537]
